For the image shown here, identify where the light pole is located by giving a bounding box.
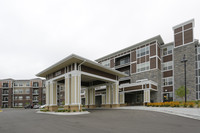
[181,54,187,103]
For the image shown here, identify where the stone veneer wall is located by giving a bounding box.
[131,69,162,103]
[173,42,197,101]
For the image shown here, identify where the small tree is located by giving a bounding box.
[62,101,65,106]
[175,86,189,101]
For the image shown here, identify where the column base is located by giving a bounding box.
[102,104,111,108]
[120,104,127,107]
[45,106,49,110]
[64,105,70,110]
[69,105,82,112]
[88,105,96,109]
[111,104,120,108]
[84,105,89,109]
[49,105,58,112]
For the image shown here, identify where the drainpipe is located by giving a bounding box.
[77,60,86,111]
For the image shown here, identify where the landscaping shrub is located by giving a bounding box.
[73,110,76,112]
[40,109,49,112]
[188,102,195,108]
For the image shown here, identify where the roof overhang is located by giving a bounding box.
[36,54,127,78]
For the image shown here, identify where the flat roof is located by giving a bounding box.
[95,35,164,62]
[36,54,127,78]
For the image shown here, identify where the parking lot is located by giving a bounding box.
[0,108,200,133]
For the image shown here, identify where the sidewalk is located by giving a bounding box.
[116,106,200,120]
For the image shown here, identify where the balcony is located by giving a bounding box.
[115,57,130,69]
[119,76,131,81]
[33,85,39,88]
[2,91,9,95]
[2,83,9,88]
[2,99,8,102]
[32,92,39,95]
[32,99,38,102]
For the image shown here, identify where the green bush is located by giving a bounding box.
[73,110,76,112]
[40,109,49,112]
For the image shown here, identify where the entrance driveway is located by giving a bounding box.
[0,108,200,133]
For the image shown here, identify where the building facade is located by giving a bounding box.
[95,19,200,105]
[1,19,199,109]
[0,78,46,108]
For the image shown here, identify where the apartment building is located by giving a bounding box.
[95,19,199,105]
[0,78,46,108]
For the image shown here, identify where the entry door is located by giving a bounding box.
[95,96,102,107]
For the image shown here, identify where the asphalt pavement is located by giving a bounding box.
[0,108,200,133]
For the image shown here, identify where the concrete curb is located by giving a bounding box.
[36,111,90,115]
[115,107,200,120]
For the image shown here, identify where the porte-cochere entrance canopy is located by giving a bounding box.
[36,54,126,111]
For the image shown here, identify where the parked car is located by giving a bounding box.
[33,105,40,109]
[24,105,33,109]
[39,105,46,109]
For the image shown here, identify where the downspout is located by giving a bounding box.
[78,60,86,111]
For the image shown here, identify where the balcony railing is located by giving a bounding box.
[2,99,8,102]
[33,85,39,88]
[32,99,38,102]
[32,92,39,95]
[2,91,9,95]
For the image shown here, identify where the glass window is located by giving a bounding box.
[19,89,23,94]
[26,89,30,94]
[162,61,173,71]
[19,83,23,86]
[26,96,30,100]
[43,89,46,94]
[14,90,19,94]
[14,83,18,86]
[198,47,200,54]
[19,96,23,100]
[137,62,150,72]
[101,60,110,67]
[163,48,167,56]
[162,46,173,56]
[163,93,173,102]
[33,82,39,87]
[163,77,173,86]
[168,46,173,54]
[3,83,8,87]
[18,103,23,106]
[136,46,150,58]
[26,82,30,86]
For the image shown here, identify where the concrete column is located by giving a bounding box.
[88,88,96,108]
[111,82,120,108]
[85,89,89,107]
[49,81,58,111]
[69,73,81,111]
[144,89,150,103]
[101,94,106,105]
[45,82,50,109]
[64,75,70,110]
[119,92,125,105]
[105,84,111,108]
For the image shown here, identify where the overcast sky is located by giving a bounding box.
[0,0,200,79]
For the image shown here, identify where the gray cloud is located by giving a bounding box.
[0,0,200,79]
